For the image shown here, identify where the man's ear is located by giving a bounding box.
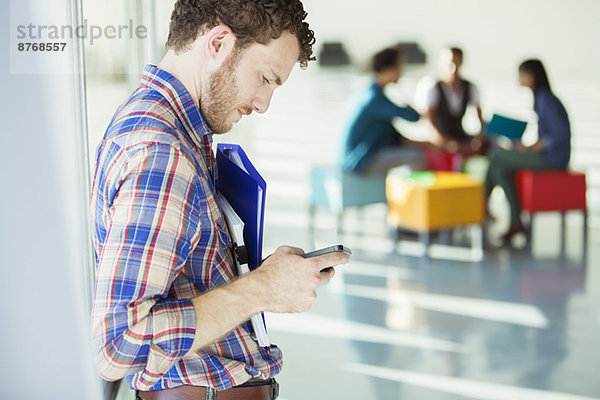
[204,24,236,64]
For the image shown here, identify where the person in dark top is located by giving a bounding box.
[486,59,571,241]
[340,46,423,175]
[426,47,486,156]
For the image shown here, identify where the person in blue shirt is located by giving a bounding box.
[340,46,423,174]
[485,59,571,242]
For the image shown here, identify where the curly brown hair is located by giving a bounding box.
[166,0,316,69]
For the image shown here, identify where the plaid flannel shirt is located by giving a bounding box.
[90,65,282,391]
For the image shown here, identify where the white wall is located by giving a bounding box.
[303,0,600,83]
[0,0,101,398]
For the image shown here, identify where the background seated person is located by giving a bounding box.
[426,46,485,157]
[339,46,424,175]
[485,59,571,241]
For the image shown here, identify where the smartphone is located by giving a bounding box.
[302,245,352,258]
[302,245,351,272]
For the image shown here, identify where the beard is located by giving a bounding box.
[200,48,251,134]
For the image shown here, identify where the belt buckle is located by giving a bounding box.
[271,380,279,399]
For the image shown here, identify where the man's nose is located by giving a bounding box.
[251,86,275,114]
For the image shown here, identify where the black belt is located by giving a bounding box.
[137,379,278,400]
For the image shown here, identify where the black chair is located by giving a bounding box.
[318,42,350,66]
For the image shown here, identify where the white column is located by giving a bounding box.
[1,0,101,398]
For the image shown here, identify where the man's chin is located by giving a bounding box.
[210,128,231,135]
[205,121,233,135]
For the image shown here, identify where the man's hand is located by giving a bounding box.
[253,246,350,313]
[444,139,460,153]
[470,135,484,152]
[186,245,349,352]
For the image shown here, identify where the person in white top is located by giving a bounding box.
[425,47,486,156]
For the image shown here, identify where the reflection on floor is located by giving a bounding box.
[94,66,600,400]
[267,220,599,400]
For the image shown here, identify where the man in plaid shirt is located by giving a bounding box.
[90,1,349,399]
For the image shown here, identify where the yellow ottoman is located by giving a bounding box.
[386,172,484,256]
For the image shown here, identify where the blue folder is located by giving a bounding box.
[485,114,528,140]
[216,143,266,270]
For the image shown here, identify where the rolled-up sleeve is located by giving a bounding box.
[91,142,202,385]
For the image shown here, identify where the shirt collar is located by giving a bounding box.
[140,64,212,150]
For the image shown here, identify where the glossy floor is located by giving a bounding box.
[266,214,599,400]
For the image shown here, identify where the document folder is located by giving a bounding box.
[485,113,528,140]
[216,143,269,347]
[216,143,266,271]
